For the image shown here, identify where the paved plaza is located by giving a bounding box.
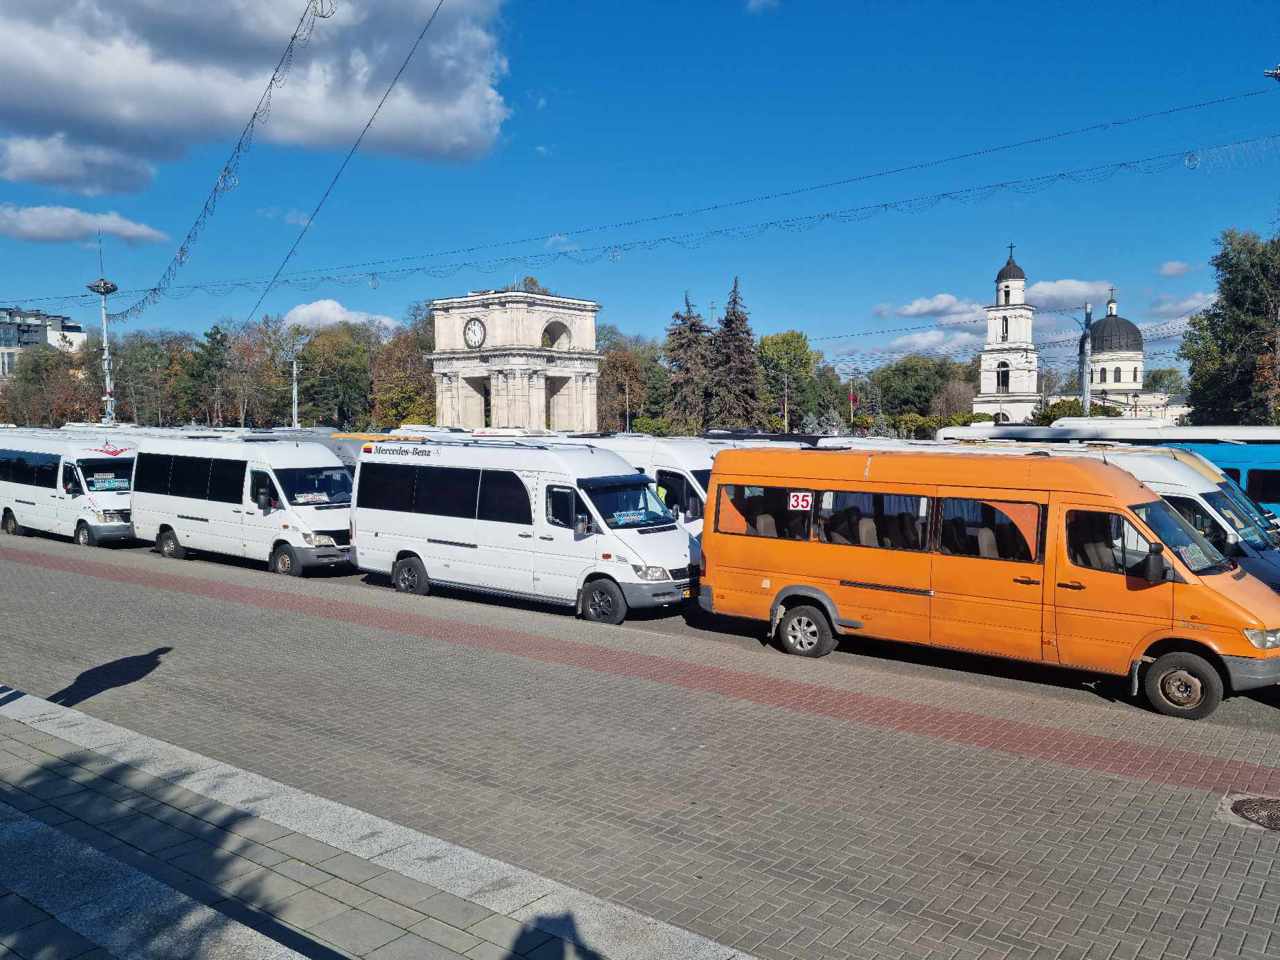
[3,534,1280,959]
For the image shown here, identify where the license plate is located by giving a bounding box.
[682,588,692,599]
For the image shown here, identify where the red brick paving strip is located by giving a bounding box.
[9,543,1280,798]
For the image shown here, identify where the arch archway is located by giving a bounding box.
[541,321,572,351]
[995,361,1010,394]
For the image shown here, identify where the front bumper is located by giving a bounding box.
[295,545,352,568]
[1223,653,1280,692]
[698,584,714,614]
[621,579,694,609]
[89,522,134,542]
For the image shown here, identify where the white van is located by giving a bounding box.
[0,429,136,545]
[352,438,694,623]
[131,436,352,574]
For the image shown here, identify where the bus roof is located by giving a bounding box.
[361,437,642,481]
[135,435,343,468]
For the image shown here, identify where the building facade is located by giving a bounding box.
[971,250,1041,424]
[428,290,601,431]
[0,307,86,380]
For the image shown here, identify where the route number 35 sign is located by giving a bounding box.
[788,491,813,511]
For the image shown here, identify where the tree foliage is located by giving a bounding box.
[662,294,713,433]
[706,279,765,429]
[869,355,970,416]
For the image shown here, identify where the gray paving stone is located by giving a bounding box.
[165,848,260,884]
[46,792,135,826]
[310,909,404,955]
[0,788,42,814]
[266,888,352,930]
[267,832,344,865]
[215,867,307,910]
[359,895,427,930]
[409,918,483,954]
[316,877,378,908]
[321,852,388,885]
[0,917,97,960]
[368,933,469,960]
[0,896,49,936]
[421,892,493,931]
[523,937,602,960]
[274,859,332,887]
[14,776,82,802]
[464,942,518,960]
[470,914,549,952]
[223,815,292,845]
[362,872,441,908]
[98,814,193,854]
[24,807,75,828]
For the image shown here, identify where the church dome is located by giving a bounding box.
[1091,312,1142,354]
[995,254,1025,283]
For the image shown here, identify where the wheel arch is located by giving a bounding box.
[577,572,621,615]
[769,586,840,636]
[1138,636,1230,689]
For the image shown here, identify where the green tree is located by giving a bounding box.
[1030,399,1121,426]
[706,279,765,429]
[371,303,435,428]
[869,355,964,416]
[759,330,819,432]
[1144,367,1187,396]
[663,294,713,433]
[180,324,232,425]
[1180,228,1280,424]
[298,323,378,427]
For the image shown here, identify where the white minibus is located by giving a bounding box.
[0,429,136,545]
[352,438,694,623]
[131,436,352,574]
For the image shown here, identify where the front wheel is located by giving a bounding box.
[157,529,186,560]
[391,556,429,595]
[75,523,96,547]
[271,544,303,577]
[1143,651,1223,720]
[582,579,627,625]
[2,511,22,537]
[778,605,837,657]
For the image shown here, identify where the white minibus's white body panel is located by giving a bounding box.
[0,428,135,543]
[130,437,351,569]
[352,439,693,618]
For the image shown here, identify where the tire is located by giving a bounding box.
[778,604,837,658]
[157,529,186,560]
[271,544,303,577]
[1143,651,1224,720]
[581,579,627,625]
[391,556,429,595]
[2,511,21,537]
[75,523,96,547]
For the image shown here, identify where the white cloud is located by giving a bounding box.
[283,298,398,331]
[534,144,550,157]
[0,1,509,194]
[0,203,166,244]
[1025,278,1113,311]
[1148,291,1214,319]
[1158,260,1191,277]
[889,329,982,352]
[536,96,547,111]
[894,292,985,324]
[544,232,578,252]
[257,206,312,226]
[0,133,154,195]
[746,0,779,11]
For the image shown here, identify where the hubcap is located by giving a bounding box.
[77,528,87,544]
[397,566,417,591]
[786,615,820,651]
[162,537,174,556]
[590,589,613,618]
[1160,668,1203,708]
[278,554,291,573]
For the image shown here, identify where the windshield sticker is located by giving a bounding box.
[292,492,329,505]
[92,478,129,490]
[612,510,646,525]
[1176,544,1209,569]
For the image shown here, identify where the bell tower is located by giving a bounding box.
[972,245,1041,423]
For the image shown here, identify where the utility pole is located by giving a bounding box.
[624,377,631,432]
[1079,303,1093,416]
[782,371,789,433]
[291,358,300,429]
[87,276,118,425]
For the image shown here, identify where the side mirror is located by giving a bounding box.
[256,490,271,513]
[686,498,704,521]
[574,514,592,537]
[1142,542,1166,583]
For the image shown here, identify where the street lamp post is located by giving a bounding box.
[86,277,118,425]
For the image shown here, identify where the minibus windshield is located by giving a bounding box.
[274,466,352,506]
[1132,500,1227,574]
[1202,490,1273,551]
[584,482,673,529]
[1218,482,1280,546]
[691,469,712,493]
[77,458,133,492]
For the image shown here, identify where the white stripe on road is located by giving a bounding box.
[1,688,758,960]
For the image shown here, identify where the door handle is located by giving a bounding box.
[518,532,533,539]
[1057,581,1085,590]
[231,509,242,514]
[539,535,555,541]
[1012,576,1040,585]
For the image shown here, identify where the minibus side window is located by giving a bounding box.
[0,450,12,483]
[1223,468,1241,484]
[714,483,811,541]
[816,491,927,550]
[134,453,173,495]
[170,455,213,500]
[31,453,58,489]
[1164,495,1229,554]
[1246,469,1280,504]
[208,460,248,504]
[61,463,83,496]
[547,486,588,528]
[478,470,532,525]
[1065,511,1151,577]
[414,466,481,519]
[355,462,414,512]
[249,470,281,511]
[939,499,1041,562]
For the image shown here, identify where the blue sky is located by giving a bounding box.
[1,0,1277,375]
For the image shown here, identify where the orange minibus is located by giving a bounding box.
[698,448,1280,719]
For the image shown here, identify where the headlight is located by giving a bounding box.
[1243,628,1280,649]
[93,510,106,522]
[309,534,336,548]
[631,564,669,581]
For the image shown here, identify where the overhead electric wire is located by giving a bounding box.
[108,0,337,323]
[243,0,448,322]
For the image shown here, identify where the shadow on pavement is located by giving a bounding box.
[514,912,605,958]
[46,648,174,707]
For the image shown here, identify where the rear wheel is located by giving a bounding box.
[392,556,429,595]
[1143,651,1223,720]
[157,529,186,560]
[778,605,836,658]
[75,523,96,547]
[2,511,22,536]
[271,544,302,577]
[582,579,627,625]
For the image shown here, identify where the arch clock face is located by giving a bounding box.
[463,318,486,349]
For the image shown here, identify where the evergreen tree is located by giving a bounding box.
[663,293,712,433]
[706,279,765,429]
